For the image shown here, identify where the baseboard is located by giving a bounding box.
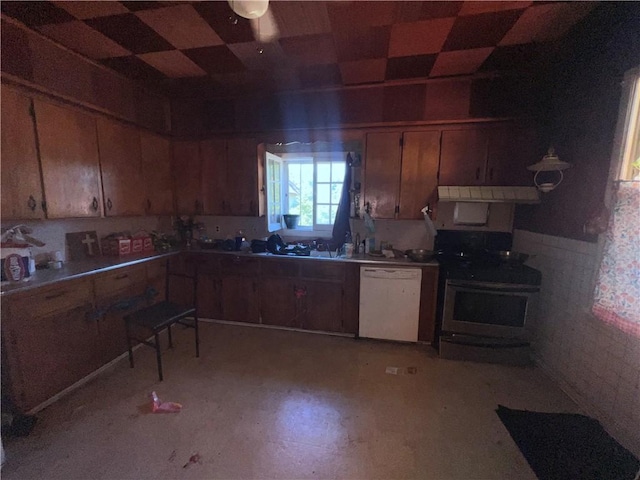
[26,342,149,416]
[200,317,356,338]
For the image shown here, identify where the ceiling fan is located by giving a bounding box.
[228,0,279,43]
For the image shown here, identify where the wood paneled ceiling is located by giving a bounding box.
[1,1,597,98]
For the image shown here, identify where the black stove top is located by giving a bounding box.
[434,230,541,286]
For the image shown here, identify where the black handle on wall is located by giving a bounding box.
[27,195,36,211]
[106,198,113,211]
[92,197,99,211]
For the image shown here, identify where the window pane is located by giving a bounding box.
[298,164,314,226]
[317,184,330,203]
[330,205,338,223]
[317,163,331,182]
[317,204,330,224]
[330,183,342,203]
[332,162,346,182]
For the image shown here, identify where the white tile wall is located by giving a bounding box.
[514,229,640,456]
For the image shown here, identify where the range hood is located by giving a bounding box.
[438,186,540,204]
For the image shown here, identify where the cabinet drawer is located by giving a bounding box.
[94,266,146,299]
[219,255,260,276]
[9,277,94,318]
[261,258,300,278]
[300,262,345,281]
[146,258,167,280]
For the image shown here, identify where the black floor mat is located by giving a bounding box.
[496,405,639,480]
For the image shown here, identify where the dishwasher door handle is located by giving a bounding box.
[361,268,421,280]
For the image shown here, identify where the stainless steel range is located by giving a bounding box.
[434,231,541,365]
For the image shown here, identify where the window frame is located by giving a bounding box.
[265,151,348,235]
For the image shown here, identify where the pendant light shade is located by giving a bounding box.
[527,147,571,193]
[228,0,269,19]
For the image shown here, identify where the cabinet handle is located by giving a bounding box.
[107,198,113,211]
[115,274,129,280]
[45,292,66,300]
[27,195,37,211]
[92,197,99,211]
[475,168,480,180]
[41,200,47,213]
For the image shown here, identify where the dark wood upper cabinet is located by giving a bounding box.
[439,128,489,186]
[1,87,44,220]
[140,132,174,215]
[398,130,440,219]
[200,138,227,215]
[226,137,262,216]
[172,140,203,215]
[439,125,538,186]
[364,130,441,220]
[364,132,402,219]
[34,99,103,218]
[96,118,145,216]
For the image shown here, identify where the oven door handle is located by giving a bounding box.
[447,281,540,293]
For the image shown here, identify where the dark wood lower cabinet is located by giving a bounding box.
[300,280,345,332]
[2,277,99,412]
[221,276,260,324]
[197,273,222,320]
[260,277,298,327]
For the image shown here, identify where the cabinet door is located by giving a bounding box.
[418,266,439,342]
[486,126,538,186]
[364,132,402,219]
[97,118,144,216]
[226,137,260,216]
[439,129,488,185]
[34,99,103,218]
[200,138,228,215]
[172,141,202,215]
[301,280,344,332]
[94,266,147,364]
[1,88,44,220]
[260,277,298,328]
[3,303,99,413]
[198,273,222,320]
[398,131,441,219]
[221,276,260,323]
[141,132,174,215]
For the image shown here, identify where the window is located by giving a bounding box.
[265,151,347,233]
[591,68,640,338]
[617,71,640,180]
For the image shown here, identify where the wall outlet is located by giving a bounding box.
[215,225,220,233]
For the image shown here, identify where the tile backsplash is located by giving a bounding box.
[514,229,640,456]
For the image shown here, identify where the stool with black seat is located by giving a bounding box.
[124,259,198,381]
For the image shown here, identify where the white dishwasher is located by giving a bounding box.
[359,266,422,342]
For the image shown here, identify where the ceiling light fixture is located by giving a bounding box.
[227,0,269,19]
[527,146,571,193]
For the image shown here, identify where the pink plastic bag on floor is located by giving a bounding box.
[151,391,182,413]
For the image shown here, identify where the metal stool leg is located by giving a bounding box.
[167,324,173,349]
[125,319,134,368]
[154,332,163,382]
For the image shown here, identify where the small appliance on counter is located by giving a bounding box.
[434,230,541,366]
[266,234,310,256]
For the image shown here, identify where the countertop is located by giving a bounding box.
[0,251,179,296]
[1,249,438,296]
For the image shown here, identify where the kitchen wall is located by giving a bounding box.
[0,217,169,264]
[1,18,170,133]
[514,2,640,241]
[513,229,640,456]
